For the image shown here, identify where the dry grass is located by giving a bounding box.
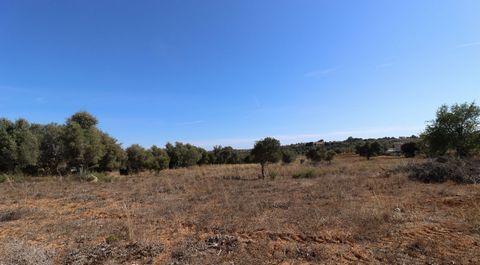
[1,154,479,264]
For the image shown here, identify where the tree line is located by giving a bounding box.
[0,112,258,176]
[1,102,478,177]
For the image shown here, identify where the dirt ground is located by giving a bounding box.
[1,155,479,264]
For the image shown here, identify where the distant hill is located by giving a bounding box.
[284,136,420,154]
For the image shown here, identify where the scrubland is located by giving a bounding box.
[1,154,479,264]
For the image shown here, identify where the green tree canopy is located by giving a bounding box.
[306,146,325,162]
[355,141,382,160]
[165,142,202,168]
[401,142,419,158]
[63,112,105,173]
[281,148,297,164]
[147,145,170,172]
[126,144,148,173]
[423,102,480,157]
[0,119,17,173]
[251,137,281,179]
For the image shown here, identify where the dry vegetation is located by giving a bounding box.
[1,155,480,264]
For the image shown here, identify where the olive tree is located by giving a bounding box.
[401,142,419,158]
[38,124,65,175]
[423,102,480,157]
[0,119,17,173]
[63,112,105,173]
[355,141,382,160]
[251,137,281,179]
[147,145,170,172]
[126,144,148,173]
[165,142,201,168]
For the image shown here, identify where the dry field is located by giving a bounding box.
[1,155,480,264]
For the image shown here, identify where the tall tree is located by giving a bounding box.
[0,119,17,173]
[38,124,65,175]
[98,133,126,172]
[63,112,104,173]
[12,119,40,172]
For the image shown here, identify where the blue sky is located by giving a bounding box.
[1,1,479,149]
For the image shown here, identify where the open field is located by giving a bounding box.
[1,155,480,264]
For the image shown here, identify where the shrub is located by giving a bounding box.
[405,157,480,183]
[292,169,319,179]
[324,150,336,163]
[355,141,382,160]
[281,149,297,164]
[306,146,324,162]
[401,142,419,158]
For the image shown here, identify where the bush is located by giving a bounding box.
[306,146,324,162]
[401,142,419,158]
[324,150,336,163]
[406,157,480,183]
[355,141,382,160]
[0,174,25,183]
[281,149,297,164]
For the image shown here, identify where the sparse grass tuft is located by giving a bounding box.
[292,168,319,179]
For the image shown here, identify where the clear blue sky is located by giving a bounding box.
[1,1,479,149]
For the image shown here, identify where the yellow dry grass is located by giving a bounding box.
[0,154,479,264]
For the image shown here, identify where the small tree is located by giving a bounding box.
[423,102,480,157]
[324,150,336,163]
[126,144,148,173]
[147,145,170,172]
[401,142,419,158]
[38,124,65,175]
[306,146,324,162]
[165,142,202,168]
[281,148,297,164]
[12,119,40,173]
[355,141,382,160]
[251,137,281,179]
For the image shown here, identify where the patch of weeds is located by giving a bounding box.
[0,208,31,222]
[0,174,25,183]
[269,170,278,180]
[78,172,113,182]
[78,172,98,182]
[96,173,113,183]
[105,234,120,244]
[292,169,319,179]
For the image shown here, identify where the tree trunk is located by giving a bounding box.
[261,163,265,179]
